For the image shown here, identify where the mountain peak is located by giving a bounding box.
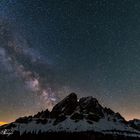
[1,93,140,139]
[78,96,104,118]
[79,96,99,108]
[51,93,77,117]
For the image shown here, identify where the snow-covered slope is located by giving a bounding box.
[0,93,140,138]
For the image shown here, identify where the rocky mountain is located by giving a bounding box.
[0,93,140,140]
[128,119,140,131]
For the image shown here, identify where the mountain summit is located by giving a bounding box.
[0,93,140,140]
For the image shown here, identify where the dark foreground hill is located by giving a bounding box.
[0,93,140,140]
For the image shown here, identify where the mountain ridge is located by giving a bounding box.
[0,93,140,140]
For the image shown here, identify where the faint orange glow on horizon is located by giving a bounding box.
[0,121,8,126]
[124,114,140,121]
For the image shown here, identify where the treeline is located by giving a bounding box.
[0,131,140,140]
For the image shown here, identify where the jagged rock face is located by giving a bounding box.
[128,119,140,131]
[104,107,115,115]
[1,93,140,139]
[33,94,105,122]
[50,94,104,122]
[114,113,125,121]
[104,107,126,123]
[51,93,78,117]
[0,94,127,127]
[34,109,50,118]
[15,116,33,124]
[11,93,125,124]
[79,96,104,118]
[19,93,125,124]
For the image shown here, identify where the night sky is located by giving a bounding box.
[0,0,140,123]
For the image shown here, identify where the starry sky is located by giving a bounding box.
[0,0,140,123]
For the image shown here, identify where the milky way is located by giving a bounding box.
[0,0,140,122]
[0,22,57,112]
